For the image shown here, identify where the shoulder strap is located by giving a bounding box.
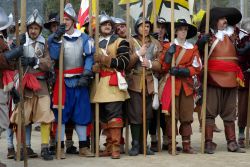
[175,48,186,66]
[208,38,219,59]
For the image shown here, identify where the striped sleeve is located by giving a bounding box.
[110,40,130,70]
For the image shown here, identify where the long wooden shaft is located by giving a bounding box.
[142,0,147,157]
[170,0,176,156]
[95,0,100,157]
[15,0,27,165]
[201,0,210,154]
[88,0,95,153]
[56,0,64,159]
[125,0,130,155]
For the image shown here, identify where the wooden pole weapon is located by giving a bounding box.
[201,0,210,154]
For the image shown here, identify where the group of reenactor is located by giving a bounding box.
[0,3,250,166]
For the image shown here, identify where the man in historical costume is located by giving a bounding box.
[44,11,79,156]
[125,17,161,156]
[48,3,94,158]
[160,19,201,154]
[198,7,245,154]
[0,6,23,166]
[92,14,130,159]
[235,18,250,148]
[10,9,55,160]
[44,12,60,34]
[149,17,169,152]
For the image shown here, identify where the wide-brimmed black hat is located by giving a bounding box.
[199,7,242,32]
[166,19,197,39]
[44,12,59,30]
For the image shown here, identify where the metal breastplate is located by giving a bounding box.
[23,42,44,58]
[63,37,84,71]
[23,42,45,74]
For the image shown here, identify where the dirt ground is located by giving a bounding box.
[0,115,250,167]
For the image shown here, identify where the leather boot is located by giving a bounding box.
[108,118,123,159]
[129,124,141,156]
[182,136,197,154]
[205,124,217,154]
[224,122,245,153]
[166,117,178,155]
[129,140,140,156]
[110,128,121,159]
[100,129,112,157]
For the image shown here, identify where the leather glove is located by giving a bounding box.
[237,41,250,55]
[95,55,112,67]
[21,56,38,67]
[170,67,190,77]
[77,70,93,87]
[164,44,176,63]
[11,33,26,48]
[10,87,20,104]
[54,23,66,41]
[92,63,101,73]
[199,34,210,43]
[3,46,23,60]
[197,34,210,52]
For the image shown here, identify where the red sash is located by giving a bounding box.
[2,70,45,92]
[160,77,171,115]
[208,59,245,87]
[53,67,83,108]
[23,72,45,91]
[100,70,125,86]
[2,70,15,92]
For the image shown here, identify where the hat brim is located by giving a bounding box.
[166,22,197,39]
[44,20,59,30]
[0,13,13,31]
[199,7,242,32]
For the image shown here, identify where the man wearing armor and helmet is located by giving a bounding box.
[48,3,94,158]
[92,13,130,159]
[10,9,55,161]
[236,18,250,148]
[0,6,23,166]
[125,17,161,156]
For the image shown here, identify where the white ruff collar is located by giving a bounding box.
[99,35,111,42]
[174,39,194,49]
[213,26,234,41]
[24,32,45,46]
[64,29,81,38]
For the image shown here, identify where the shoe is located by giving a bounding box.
[49,145,56,155]
[7,148,15,159]
[129,140,140,156]
[79,147,95,157]
[26,147,38,158]
[140,146,155,155]
[238,138,245,148]
[41,147,53,161]
[150,141,158,152]
[66,145,79,154]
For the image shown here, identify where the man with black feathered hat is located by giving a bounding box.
[198,7,246,154]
